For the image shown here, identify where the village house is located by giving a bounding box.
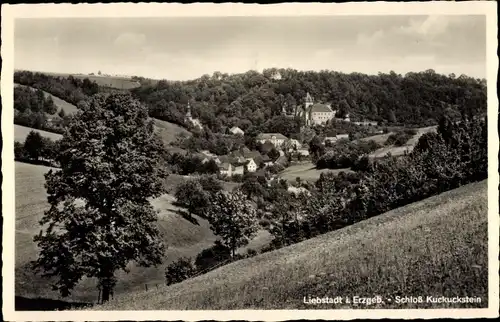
[297,148,310,156]
[219,162,232,177]
[229,126,245,136]
[256,133,288,147]
[336,133,350,140]
[245,158,258,172]
[232,164,245,176]
[261,154,274,167]
[289,139,302,149]
[323,136,338,145]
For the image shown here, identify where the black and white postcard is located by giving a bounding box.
[2,2,498,321]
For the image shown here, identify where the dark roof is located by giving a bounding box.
[309,103,333,113]
[219,162,231,170]
[275,155,289,166]
[261,155,271,162]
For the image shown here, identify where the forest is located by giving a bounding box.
[15,69,487,137]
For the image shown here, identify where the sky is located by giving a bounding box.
[14,15,486,81]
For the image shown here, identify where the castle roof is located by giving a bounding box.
[309,103,333,113]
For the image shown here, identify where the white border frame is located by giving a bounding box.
[2,2,498,321]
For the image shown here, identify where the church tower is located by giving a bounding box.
[304,92,314,126]
[185,101,192,120]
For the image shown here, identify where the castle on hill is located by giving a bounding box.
[282,92,350,126]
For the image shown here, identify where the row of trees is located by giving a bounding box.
[131,69,486,133]
[264,114,487,248]
[14,131,60,166]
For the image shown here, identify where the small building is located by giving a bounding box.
[297,149,310,156]
[289,139,302,149]
[337,133,350,140]
[232,165,245,176]
[219,162,232,177]
[323,136,338,145]
[256,133,288,147]
[229,126,245,136]
[245,158,258,172]
[261,155,274,167]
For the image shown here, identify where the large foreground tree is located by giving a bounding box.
[32,93,167,303]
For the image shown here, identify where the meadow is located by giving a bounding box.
[39,72,141,90]
[279,161,352,183]
[98,180,488,310]
[14,124,63,142]
[14,161,252,306]
[368,126,437,159]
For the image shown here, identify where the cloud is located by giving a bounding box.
[113,32,147,48]
[356,29,385,46]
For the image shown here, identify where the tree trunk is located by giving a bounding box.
[102,285,111,303]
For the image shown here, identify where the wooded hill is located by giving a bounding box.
[15,69,487,135]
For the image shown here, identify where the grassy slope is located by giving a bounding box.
[14,83,79,115]
[100,180,488,310]
[28,72,141,90]
[14,84,191,149]
[369,126,438,159]
[152,118,191,146]
[279,162,352,183]
[15,162,250,303]
[14,124,63,142]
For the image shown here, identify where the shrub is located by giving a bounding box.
[385,129,415,146]
[316,140,381,169]
[165,257,196,286]
[194,241,232,273]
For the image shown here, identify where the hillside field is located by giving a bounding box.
[99,179,488,310]
[369,126,438,159]
[14,162,254,306]
[279,162,352,183]
[152,118,192,145]
[33,72,141,90]
[14,124,63,142]
[14,83,79,115]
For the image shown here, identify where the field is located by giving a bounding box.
[279,162,352,183]
[152,118,192,146]
[14,162,252,306]
[99,180,488,310]
[369,126,437,159]
[14,83,79,115]
[14,124,62,142]
[37,72,141,90]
